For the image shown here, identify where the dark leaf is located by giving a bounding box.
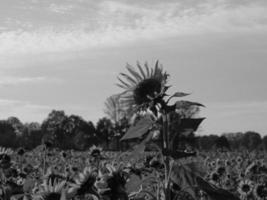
[176,101,205,109]
[120,115,154,140]
[196,177,240,200]
[170,162,205,199]
[162,149,196,159]
[179,118,205,131]
[172,92,191,98]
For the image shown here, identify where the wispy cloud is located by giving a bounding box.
[0,99,51,122]
[0,76,62,86]
[48,3,74,14]
[0,99,99,123]
[0,0,267,55]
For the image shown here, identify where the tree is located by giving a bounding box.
[0,120,17,148]
[96,117,114,149]
[241,131,262,151]
[19,125,44,149]
[262,135,267,151]
[41,110,68,147]
[63,115,97,149]
[222,132,243,151]
[7,116,24,135]
[215,136,230,150]
[197,135,219,151]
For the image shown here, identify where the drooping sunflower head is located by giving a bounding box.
[117,61,169,113]
[104,163,130,191]
[68,166,99,197]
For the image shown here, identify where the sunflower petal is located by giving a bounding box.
[120,73,138,85]
[144,62,150,77]
[117,77,133,88]
[126,63,143,81]
[137,62,147,79]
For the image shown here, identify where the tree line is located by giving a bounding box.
[0,110,129,150]
[0,109,266,151]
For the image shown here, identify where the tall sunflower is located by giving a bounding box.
[117,61,169,116]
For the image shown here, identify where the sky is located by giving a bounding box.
[0,0,267,135]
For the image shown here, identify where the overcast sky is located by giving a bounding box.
[0,0,267,135]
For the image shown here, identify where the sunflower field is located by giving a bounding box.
[1,62,267,200]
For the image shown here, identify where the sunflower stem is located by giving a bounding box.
[162,111,171,200]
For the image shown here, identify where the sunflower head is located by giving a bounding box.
[0,147,13,169]
[105,164,129,190]
[254,183,267,199]
[36,180,66,200]
[216,166,226,176]
[210,172,220,183]
[44,167,66,185]
[118,61,169,114]
[238,179,254,197]
[68,166,99,197]
[89,145,103,159]
[17,148,25,156]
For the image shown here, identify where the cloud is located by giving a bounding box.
[0,76,61,86]
[0,99,51,122]
[0,0,267,55]
[48,3,74,14]
[0,99,100,123]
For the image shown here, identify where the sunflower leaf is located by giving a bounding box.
[170,162,205,199]
[196,177,240,200]
[120,115,154,140]
[175,101,205,109]
[172,92,191,98]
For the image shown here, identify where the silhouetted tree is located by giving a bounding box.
[0,120,17,148]
[241,131,262,151]
[96,117,114,149]
[215,136,230,150]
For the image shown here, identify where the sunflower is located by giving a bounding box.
[210,172,220,185]
[254,183,267,200]
[17,148,25,156]
[216,166,226,176]
[117,61,169,116]
[43,167,66,185]
[89,145,103,159]
[0,147,13,155]
[100,164,130,200]
[236,156,243,164]
[68,166,99,198]
[0,147,13,169]
[34,180,66,200]
[238,179,254,198]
